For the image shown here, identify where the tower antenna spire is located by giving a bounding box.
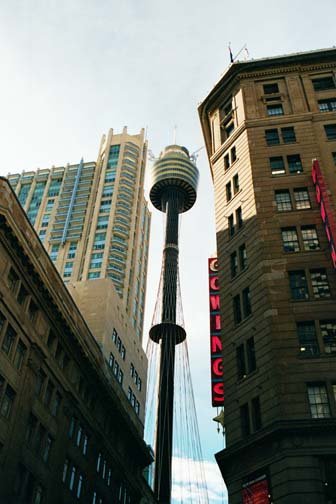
[149,144,199,503]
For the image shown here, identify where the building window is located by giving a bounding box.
[55,344,69,370]
[318,98,336,112]
[69,466,77,491]
[320,320,336,354]
[230,252,238,278]
[265,129,280,146]
[236,344,246,380]
[310,269,331,298]
[294,188,310,209]
[263,83,279,94]
[289,270,308,300]
[0,385,15,419]
[33,485,44,504]
[246,337,256,373]
[113,360,119,378]
[68,242,77,259]
[17,284,28,305]
[42,434,53,463]
[41,216,49,228]
[8,268,19,292]
[275,190,292,211]
[76,474,83,499]
[307,383,330,418]
[312,76,335,91]
[63,262,73,278]
[236,207,243,229]
[251,397,262,431]
[76,425,82,447]
[0,311,6,332]
[233,295,242,324]
[97,216,109,230]
[239,244,247,270]
[2,325,16,355]
[34,424,46,455]
[226,182,232,202]
[25,414,37,444]
[118,369,123,385]
[51,391,61,417]
[287,154,303,174]
[228,214,234,237]
[35,369,46,398]
[231,146,237,163]
[233,174,239,194]
[35,423,46,456]
[88,272,100,279]
[240,403,250,437]
[82,435,88,456]
[0,375,4,398]
[224,120,234,139]
[224,154,230,170]
[28,299,38,322]
[281,227,299,252]
[44,381,54,408]
[50,244,59,261]
[270,156,285,175]
[93,233,106,250]
[13,340,27,371]
[301,225,319,250]
[297,321,319,356]
[127,387,132,401]
[89,253,103,269]
[281,127,296,143]
[242,287,251,317]
[38,230,46,242]
[62,459,69,483]
[267,104,283,116]
[325,124,336,140]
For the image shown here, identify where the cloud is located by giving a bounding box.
[171,456,228,504]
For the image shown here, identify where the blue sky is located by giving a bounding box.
[1,1,335,501]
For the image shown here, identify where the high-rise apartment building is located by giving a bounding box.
[7,127,150,341]
[199,49,336,503]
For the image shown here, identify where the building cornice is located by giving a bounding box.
[198,48,336,161]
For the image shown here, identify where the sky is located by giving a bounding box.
[0,1,335,501]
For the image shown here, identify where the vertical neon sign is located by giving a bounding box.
[312,159,336,268]
[208,258,224,406]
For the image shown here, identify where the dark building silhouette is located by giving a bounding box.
[0,177,155,504]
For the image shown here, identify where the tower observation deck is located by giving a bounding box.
[149,145,199,503]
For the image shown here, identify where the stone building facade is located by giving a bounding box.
[199,48,336,503]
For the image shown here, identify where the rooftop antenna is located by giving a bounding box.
[229,43,249,63]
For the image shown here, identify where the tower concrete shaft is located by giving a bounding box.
[149,146,199,503]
